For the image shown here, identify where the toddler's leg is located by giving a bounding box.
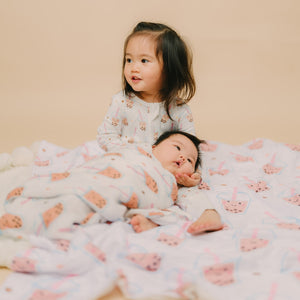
[187,209,223,235]
[130,214,158,233]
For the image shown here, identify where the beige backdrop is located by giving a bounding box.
[1,0,300,153]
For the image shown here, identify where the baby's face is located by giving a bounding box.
[152,134,197,177]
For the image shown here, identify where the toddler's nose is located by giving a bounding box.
[131,62,139,72]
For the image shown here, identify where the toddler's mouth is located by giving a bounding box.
[132,76,141,81]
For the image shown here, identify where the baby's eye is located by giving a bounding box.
[187,158,193,164]
[175,145,180,151]
[126,58,132,63]
[141,59,149,63]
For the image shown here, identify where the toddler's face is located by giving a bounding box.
[152,134,197,177]
[124,35,163,102]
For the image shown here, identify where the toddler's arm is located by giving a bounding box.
[174,103,196,135]
[97,95,125,151]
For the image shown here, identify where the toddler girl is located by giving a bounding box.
[97,21,223,234]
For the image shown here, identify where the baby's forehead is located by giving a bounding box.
[168,134,197,153]
[167,134,185,143]
[168,134,189,143]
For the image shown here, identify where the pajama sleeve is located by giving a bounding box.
[97,94,125,152]
[176,188,215,219]
[172,103,196,135]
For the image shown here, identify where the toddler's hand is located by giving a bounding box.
[175,172,202,187]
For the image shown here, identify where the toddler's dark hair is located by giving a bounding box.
[153,130,205,170]
[122,21,196,119]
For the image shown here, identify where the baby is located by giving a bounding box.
[130,130,222,234]
[3,131,221,239]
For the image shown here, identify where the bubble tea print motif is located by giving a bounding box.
[240,229,269,252]
[283,188,300,206]
[263,154,283,174]
[202,249,235,286]
[221,188,249,214]
[126,253,162,271]
[0,213,23,230]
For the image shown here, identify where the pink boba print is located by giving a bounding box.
[263,154,282,174]
[81,212,96,224]
[283,189,300,206]
[221,188,248,213]
[29,290,67,300]
[144,171,158,193]
[244,177,269,192]
[265,211,300,230]
[157,232,183,246]
[6,187,24,201]
[231,152,253,162]
[209,161,229,176]
[126,98,134,108]
[98,167,122,178]
[11,257,37,273]
[111,117,119,127]
[248,139,263,150]
[286,143,300,151]
[277,223,300,230]
[122,192,139,209]
[126,253,161,271]
[222,200,247,213]
[202,249,235,285]
[55,239,70,252]
[42,203,63,228]
[203,263,234,285]
[51,172,70,181]
[240,229,269,252]
[84,190,107,209]
[161,114,169,123]
[85,242,106,262]
[240,237,268,252]
[198,181,210,190]
[0,213,22,229]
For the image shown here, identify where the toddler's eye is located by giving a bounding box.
[141,59,149,63]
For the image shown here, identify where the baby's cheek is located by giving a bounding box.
[183,165,194,176]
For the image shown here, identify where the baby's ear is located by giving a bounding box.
[152,145,156,150]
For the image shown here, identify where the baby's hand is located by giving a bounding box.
[175,172,202,187]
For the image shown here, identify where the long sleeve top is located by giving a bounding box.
[97,91,195,152]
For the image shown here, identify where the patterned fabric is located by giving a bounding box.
[96,91,215,221]
[0,138,299,300]
[97,91,195,152]
[2,145,177,239]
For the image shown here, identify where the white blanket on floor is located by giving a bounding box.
[0,138,300,300]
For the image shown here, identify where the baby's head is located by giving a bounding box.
[122,22,195,114]
[152,130,205,177]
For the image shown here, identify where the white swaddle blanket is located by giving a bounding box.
[0,138,299,300]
